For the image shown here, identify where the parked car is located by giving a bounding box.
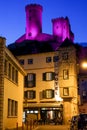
[70,114,87,130]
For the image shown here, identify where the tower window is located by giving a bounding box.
[29,10,32,12]
[28,32,32,36]
[29,17,32,20]
[56,26,58,29]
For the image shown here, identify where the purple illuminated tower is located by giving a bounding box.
[25,4,43,40]
[15,4,74,44]
[52,17,74,42]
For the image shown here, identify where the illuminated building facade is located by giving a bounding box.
[7,3,87,124]
[8,39,79,124]
[0,37,26,129]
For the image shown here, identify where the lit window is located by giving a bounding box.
[42,89,54,99]
[8,99,18,117]
[27,73,36,87]
[63,69,69,80]
[25,90,36,99]
[43,72,55,81]
[27,73,33,81]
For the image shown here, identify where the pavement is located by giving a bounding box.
[32,125,70,130]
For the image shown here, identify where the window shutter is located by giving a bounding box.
[43,90,46,98]
[33,91,36,98]
[52,90,54,98]
[52,72,55,80]
[24,91,27,98]
[24,76,28,87]
[43,73,46,81]
[33,74,36,87]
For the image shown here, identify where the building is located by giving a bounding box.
[0,37,26,130]
[8,39,79,124]
[7,3,87,124]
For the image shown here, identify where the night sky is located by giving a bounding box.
[0,0,87,46]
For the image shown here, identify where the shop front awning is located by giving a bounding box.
[23,102,63,108]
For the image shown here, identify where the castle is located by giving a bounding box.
[15,4,74,49]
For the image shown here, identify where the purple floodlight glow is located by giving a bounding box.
[15,4,74,44]
[52,17,71,42]
[25,4,43,40]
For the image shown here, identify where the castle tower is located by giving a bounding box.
[25,4,43,40]
[52,17,70,42]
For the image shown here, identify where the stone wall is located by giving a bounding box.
[0,37,6,130]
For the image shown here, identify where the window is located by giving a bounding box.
[19,59,24,65]
[4,59,18,84]
[12,67,15,81]
[45,89,54,99]
[63,69,69,79]
[26,73,36,87]
[4,59,8,75]
[63,88,69,96]
[40,89,54,99]
[43,72,55,81]
[46,57,52,63]
[8,63,11,79]
[53,56,59,62]
[62,52,68,60]
[28,59,33,64]
[8,99,18,117]
[24,90,36,99]
[12,67,18,84]
[15,70,18,83]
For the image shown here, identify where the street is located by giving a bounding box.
[33,125,70,130]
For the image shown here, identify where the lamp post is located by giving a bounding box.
[81,61,87,69]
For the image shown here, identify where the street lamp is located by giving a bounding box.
[81,61,87,69]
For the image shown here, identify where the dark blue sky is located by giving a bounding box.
[0,0,87,46]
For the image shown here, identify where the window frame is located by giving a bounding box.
[46,57,52,63]
[43,72,55,81]
[63,88,69,96]
[28,59,33,64]
[63,69,69,80]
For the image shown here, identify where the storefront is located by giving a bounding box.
[23,102,63,124]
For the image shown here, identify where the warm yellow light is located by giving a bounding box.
[82,62,87,68]
[55,96,63,102]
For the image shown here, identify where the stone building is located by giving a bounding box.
[0,37,26,129]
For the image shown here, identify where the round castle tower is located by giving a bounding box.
[25,4,43,40]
